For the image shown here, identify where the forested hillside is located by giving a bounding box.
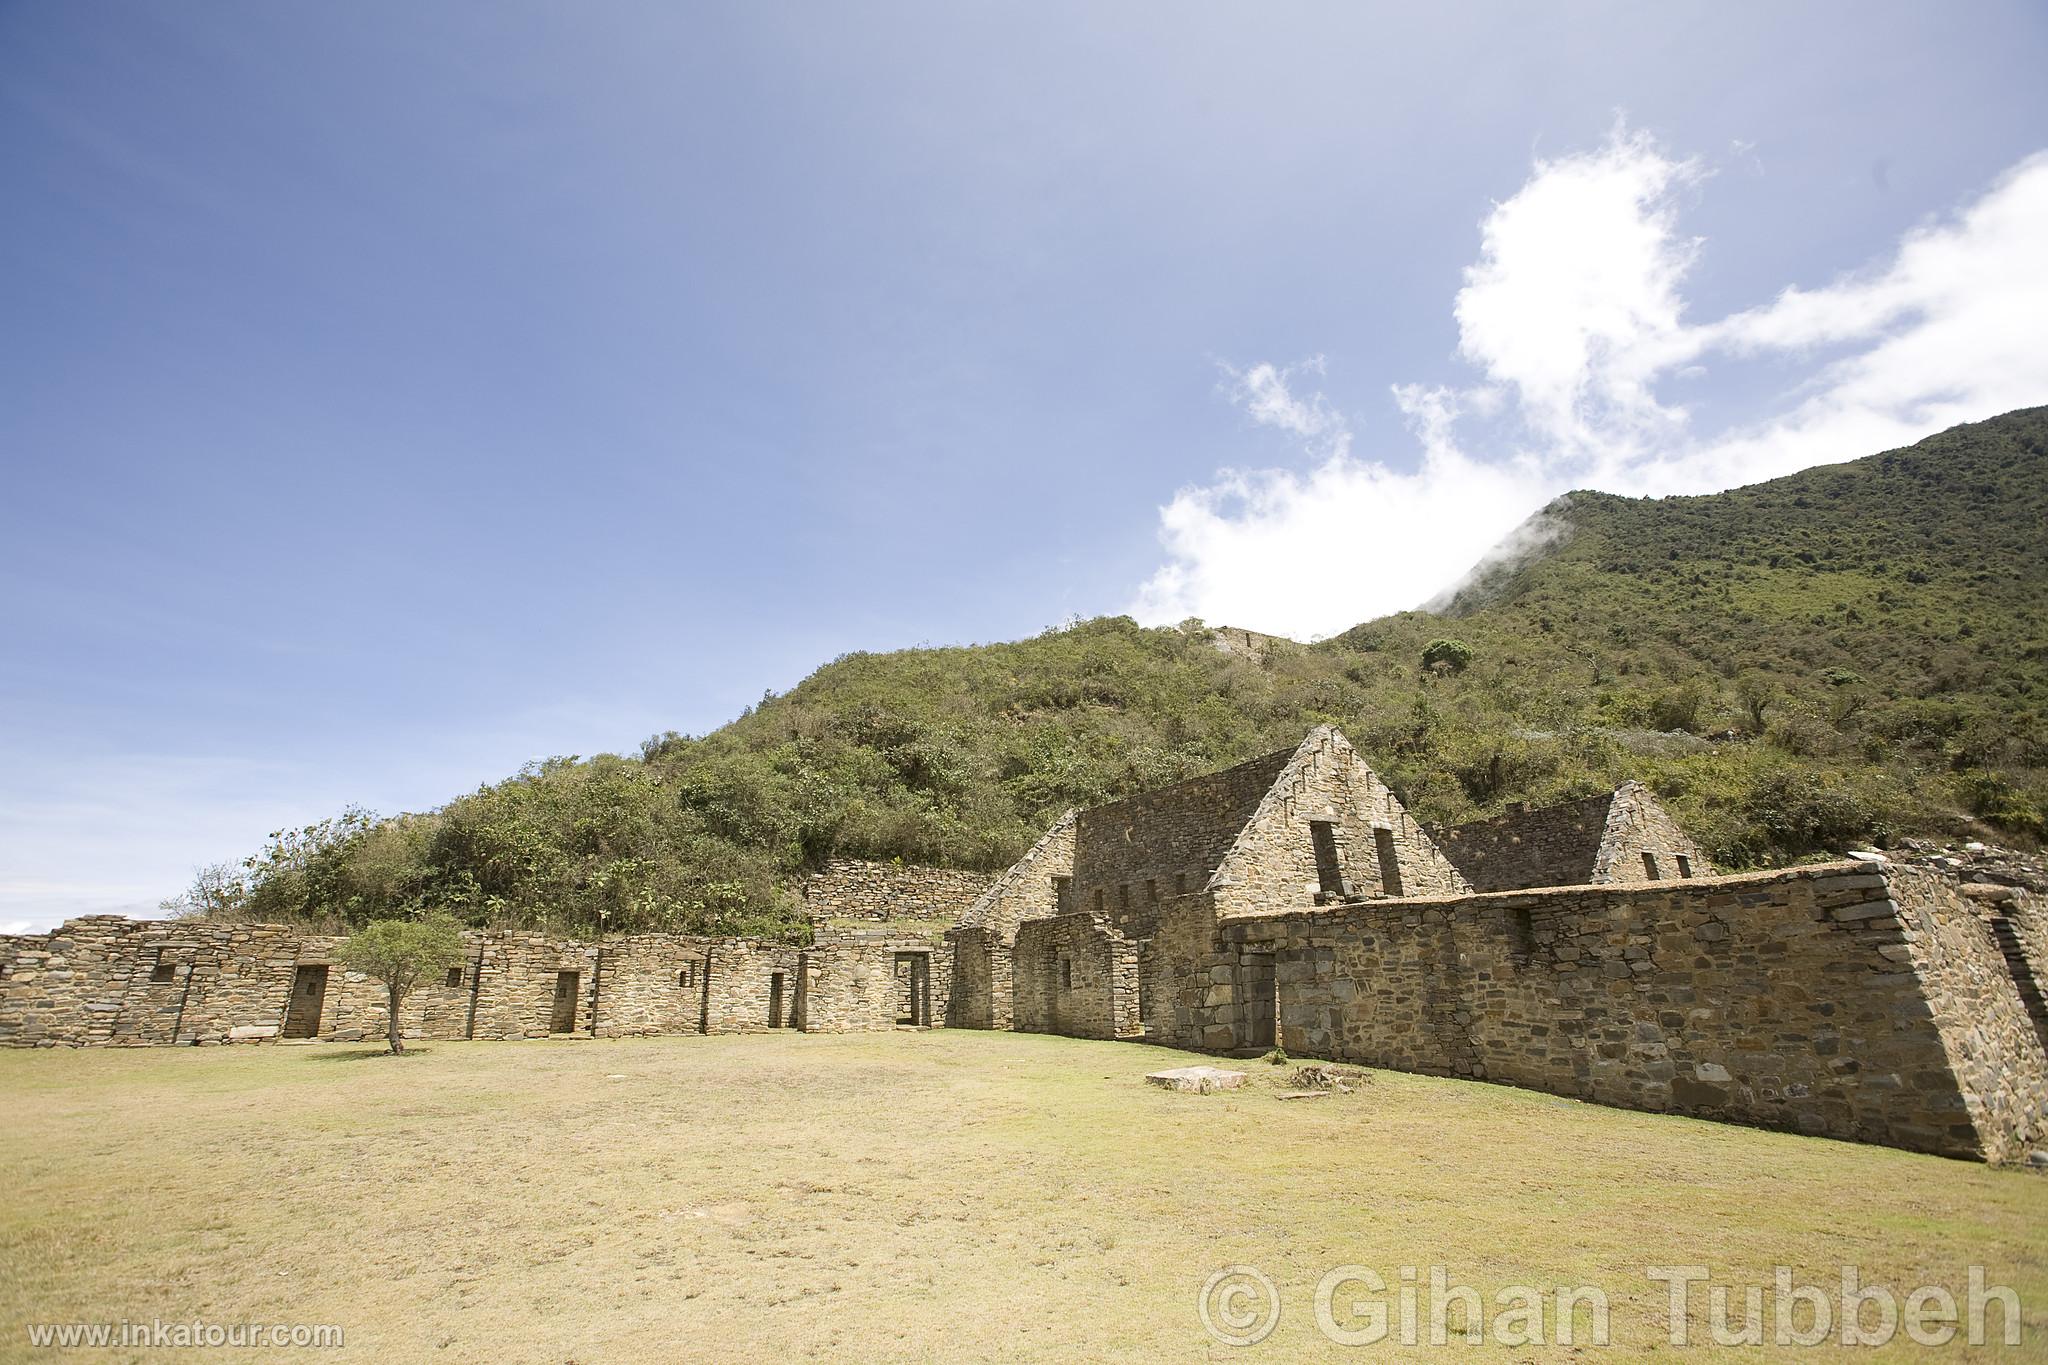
[185,408,2048,938]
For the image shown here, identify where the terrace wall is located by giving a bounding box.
[800,858,989,925]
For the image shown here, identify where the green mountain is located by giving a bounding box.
[202,408,2048,937]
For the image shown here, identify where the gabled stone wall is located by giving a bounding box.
[1210,727,1468,912]
[946,812,1075,1028]
[1429,783,1715,892]
[1427,793,1614,892]
[953,812,1075,943]
[1592,782,1715,884]
[1070,748,1292,931]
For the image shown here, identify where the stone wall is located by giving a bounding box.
[1428,793,1614,892]
[1071,748,1292,934]
[800,935,950,1032]
[1195,863,2045,1161]
[1593,782,1715,884]
[1430,783,1714,892]
[700,940,805,1033]
[1146,892,1235,1049]
[945,927,1005,1030]
[945,813,1075,1028]
[1886,869,2047,1161]
[587,935,717,1039]
[463,934,602,1040]
[0,918,924,1045]
[800,858,989,925]
[1,918,303,1046]
[1209,726,1468,912]
[1996,889,2048,1044]
[1012,914,1140,1040]
[953,813,1075,942]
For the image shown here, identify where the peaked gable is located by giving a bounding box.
[1430,782,1714,892]
[1592,781,1715,884]
[1210,726,1468,913]
[952,810,1076,941]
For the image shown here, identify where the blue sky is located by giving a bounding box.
[4,2,2046,930]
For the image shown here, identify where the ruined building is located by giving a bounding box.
[5,727,2045,1163]
[948,727,2047,1163]
[0,859,982,1048]
[1427,782,1713,891]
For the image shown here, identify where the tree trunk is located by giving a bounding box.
[387,983,405,1055]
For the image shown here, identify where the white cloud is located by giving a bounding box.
[1220,357,1342,444]
[1135,131,2048,638]
[1453,124,1703,460]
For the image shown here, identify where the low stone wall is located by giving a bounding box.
[1181,863,2045,1161]
[801,936,951,1032]
[0,918,913,1046]
[1012,913,1140,1040]
[0,918,309,1047]
[588,935,715,1038]
[946,926,1019,1031]
[800,859,989,924]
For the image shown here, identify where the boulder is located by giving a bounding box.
[1146,1066,1247,1094]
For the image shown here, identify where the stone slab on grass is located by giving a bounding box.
[1146,1065,1247,1093]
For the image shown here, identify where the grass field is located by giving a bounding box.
[1,1031,2042,1361]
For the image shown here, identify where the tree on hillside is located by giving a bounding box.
[340,916,465,1055]
[1422,638,1474,675]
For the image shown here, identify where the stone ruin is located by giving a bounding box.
[0,856,972,1048]
[946,726,2046,1163]
[4,728,2043,1163]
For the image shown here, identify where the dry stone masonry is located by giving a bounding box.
[0,863,981,1045]
[947,726,2047,1162]
[800,858,989,924]
[6,727,2043,1163]
[1426,781,1714,892]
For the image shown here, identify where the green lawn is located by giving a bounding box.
[0,1031,2042,1361]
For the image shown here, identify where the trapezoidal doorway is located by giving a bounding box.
[283,965,327,1039]
[550,971,579,1034]
[1240,953,1276,1050]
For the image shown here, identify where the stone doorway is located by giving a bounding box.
[768,972,786,1029]
[550,971,579,1034]
[1241,953,1276,1050]
[283,965,327,1039]
[895,952,931,1025]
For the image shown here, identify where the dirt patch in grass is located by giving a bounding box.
[1,1031,2042,1360]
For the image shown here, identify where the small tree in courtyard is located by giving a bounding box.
[340,915,464,1055]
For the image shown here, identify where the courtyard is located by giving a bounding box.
[1,1030,2041,1360]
